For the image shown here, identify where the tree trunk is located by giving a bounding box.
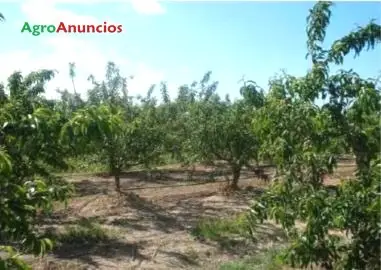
[230,165,241,190]
[114,174,121,192]
[71,78,77,95]
[109,156,121,192]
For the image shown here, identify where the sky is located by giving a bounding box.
[0,0,380,100]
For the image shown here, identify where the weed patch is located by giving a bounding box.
[191,212,252,241]
[219,246,286,270]
[54,219,115,246]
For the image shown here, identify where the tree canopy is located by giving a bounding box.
[0,2,380,269]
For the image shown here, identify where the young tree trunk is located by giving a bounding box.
[71,78,77,95]
[109,156,121,192]
[255,153,260,167]
[114,173,121,192]
[230,164,241,190]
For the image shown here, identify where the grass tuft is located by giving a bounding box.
[220,246,286,270]
[191,212,252,241]
[56,219,112,245]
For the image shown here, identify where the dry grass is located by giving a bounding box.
[29,161,355,269]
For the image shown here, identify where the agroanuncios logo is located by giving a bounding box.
[21,21,123,36]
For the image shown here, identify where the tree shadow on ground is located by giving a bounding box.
[229,186,266,202]
[117,192,185,232]
[195,222,287,257]
[120,168,225,185]
[73,179,111,197]
[167,200,226,228]
[210,237,253,256]
[115,185,265,232]
[34,222,150,269]
[94,166,267,184]
[72,166,271,198]
[159,250,199,267]
[42,215,109,227]
[109,217,148,231]
[52,238,149,268]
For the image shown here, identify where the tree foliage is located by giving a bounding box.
[0,71,73,269]
[62,62,165,191]
[249,2,381,269]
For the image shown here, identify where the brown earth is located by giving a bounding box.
[30,161,356,270]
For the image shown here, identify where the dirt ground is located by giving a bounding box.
[30,161,356,270]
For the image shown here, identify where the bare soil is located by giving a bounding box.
[30,161,356,270]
